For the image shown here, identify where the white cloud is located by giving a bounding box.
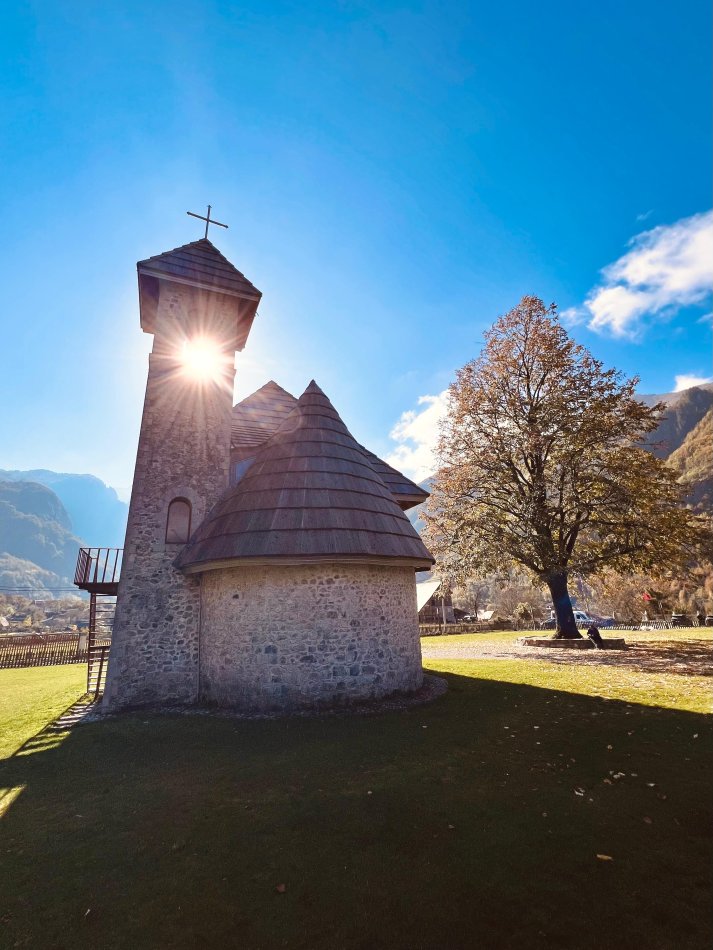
[673,373,713,392]
[385,390,449,482]
[575,210,713,338]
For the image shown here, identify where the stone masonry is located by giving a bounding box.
[103,283,238,709]
[199,563,423,711]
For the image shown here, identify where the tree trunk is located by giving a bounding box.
[545,571,581,639]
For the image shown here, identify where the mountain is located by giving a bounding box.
[641,383,713,458]
[667,409,713,512]
[0,480,84,590]
[0,553,69,593]
[639,382,713,408]
[0,470,128,547]
[0,470,128,594]
[407,478,431,534]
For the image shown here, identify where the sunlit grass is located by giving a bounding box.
[425,658,711,714]
[0,665,86,759]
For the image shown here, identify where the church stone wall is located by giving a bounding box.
[103,282,237,710]
[199,563,423,711]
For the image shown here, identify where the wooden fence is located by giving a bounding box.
[0,635,88,669]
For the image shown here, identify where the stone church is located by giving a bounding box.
[103,237,433,712]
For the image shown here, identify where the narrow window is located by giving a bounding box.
[166,498,192,544]
[232,456,255,485]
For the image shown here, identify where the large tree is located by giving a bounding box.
[424,296,705,638]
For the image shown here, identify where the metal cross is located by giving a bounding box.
[186,204,228,239]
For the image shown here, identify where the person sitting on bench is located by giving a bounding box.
[586,624,604,649]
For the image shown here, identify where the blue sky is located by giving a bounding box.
[0,0,711,499]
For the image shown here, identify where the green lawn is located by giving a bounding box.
[0,663,86,759]
[0,642,711,950]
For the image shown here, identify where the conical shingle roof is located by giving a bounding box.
[176,381,434,572]
[230,381,428,508]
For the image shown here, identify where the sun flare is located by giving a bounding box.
[180,338,227,382]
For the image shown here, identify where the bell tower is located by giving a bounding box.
[103,237,261,709]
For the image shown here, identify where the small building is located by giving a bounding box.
[416,579,455,624]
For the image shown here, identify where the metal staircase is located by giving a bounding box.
[86,594,115,697]
[75,548,122,698]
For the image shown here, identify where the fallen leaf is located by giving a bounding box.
[596,854,614,861]
[275,884,286,894]
[643,817,652,824]
[574,787,585,797]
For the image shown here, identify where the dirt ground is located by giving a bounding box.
[421,634,713,677]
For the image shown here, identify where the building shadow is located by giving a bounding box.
[0,672,711,950]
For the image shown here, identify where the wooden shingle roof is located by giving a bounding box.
[137,239,261,349]
[176,381,434,572]
[231,381,298,451]
[231,382,429,508]
[357,446,429,508]
[138,238,261,300]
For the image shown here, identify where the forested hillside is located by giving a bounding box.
[667,408,713,511]
[0,481,84,591]
[0,471,128,595]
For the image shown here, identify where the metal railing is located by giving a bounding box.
[74,548,123,588]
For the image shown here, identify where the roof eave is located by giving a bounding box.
[176,554,435,574]
[137,263,261,301]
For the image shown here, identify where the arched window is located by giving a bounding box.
[165,497,192,544]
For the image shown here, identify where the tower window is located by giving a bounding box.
[166,498,192,544]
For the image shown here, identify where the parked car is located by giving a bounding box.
[539,610,614,629]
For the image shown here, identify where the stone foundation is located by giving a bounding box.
[199,562,423,711]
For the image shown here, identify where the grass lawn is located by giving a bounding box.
[0,639,711,950]
[0,664,86,759]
